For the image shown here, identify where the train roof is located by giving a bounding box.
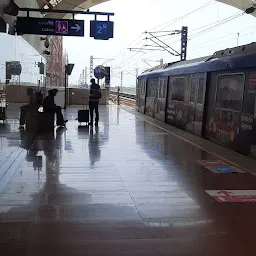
[138,43,256,79]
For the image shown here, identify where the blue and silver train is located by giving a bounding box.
[137,43,256,158]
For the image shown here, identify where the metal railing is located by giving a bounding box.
[109,90,136,108]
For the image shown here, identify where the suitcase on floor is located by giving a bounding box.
[78,97,89,125]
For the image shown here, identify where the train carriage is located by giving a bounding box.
[137,43,256,158]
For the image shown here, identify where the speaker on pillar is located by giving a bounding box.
[38,62,45,75]
[65,64,74,76]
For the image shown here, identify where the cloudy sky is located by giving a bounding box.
[1,0,256,87]
[63,0,256,87]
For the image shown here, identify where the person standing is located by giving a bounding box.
[89,78,101,127]
[43,89,67,127]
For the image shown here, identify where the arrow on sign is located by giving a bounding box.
[71,24,81,32]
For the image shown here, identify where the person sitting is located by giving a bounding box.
[43,89,67,127]
[89,79,101,127]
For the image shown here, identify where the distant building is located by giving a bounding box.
[46,36,64,87]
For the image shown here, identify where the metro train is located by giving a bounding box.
[137,43,256,158]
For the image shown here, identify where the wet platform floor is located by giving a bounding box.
[0,104,256,255]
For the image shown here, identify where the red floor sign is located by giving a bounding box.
[205,190,256,202]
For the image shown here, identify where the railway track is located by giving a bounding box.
[109,91,136,108]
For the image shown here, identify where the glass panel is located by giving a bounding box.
[216,74,245,112]
[172,78,185,102]
[190,78,196,103]
[140,80,145,95]
[158,78,167,99]
[197,78,205,104]
[147,78,158,97]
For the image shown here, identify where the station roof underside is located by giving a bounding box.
[38,0,256,19]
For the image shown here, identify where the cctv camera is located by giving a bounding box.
[43,50,50,55]
[44,38,50,48]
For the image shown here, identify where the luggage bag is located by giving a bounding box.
[78,97,89,125]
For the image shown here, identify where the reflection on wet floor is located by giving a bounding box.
[0,104,256,255]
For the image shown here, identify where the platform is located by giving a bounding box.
[1,104,256,255]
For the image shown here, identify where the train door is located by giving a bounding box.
[186,73,207,135]
[237,71,256,156]
[155,77,167,122]
[166,76,187,130]
[249,94,256,158]
[145,78,158,118]
[187,75,197,133]
[205,72,245,152]
[137,79,147,113]
[136,78,140,111]
[194,73,207,135]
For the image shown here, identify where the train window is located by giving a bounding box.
[140,80,145,95]
[190,78,197,103]
[163,78,167,98]
[158,78,163,98]
[216,74,245,112]
[197,78,205,104]
[172,77,185,102]
[147,78,158,97]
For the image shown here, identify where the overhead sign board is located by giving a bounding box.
[90,20,114,40]
[16,17,84,37]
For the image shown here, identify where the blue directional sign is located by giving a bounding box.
[16,17,84,37]
[90,20,114,40]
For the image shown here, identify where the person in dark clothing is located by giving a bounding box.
[89,79,101,127]
[20,88,38,128]
[89,127,101,168]
[43,89,67,127]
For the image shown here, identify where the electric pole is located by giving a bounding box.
[90,56,93,79]
[181,26,188,61]
[121,71,123,91]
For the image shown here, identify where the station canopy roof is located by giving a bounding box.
[37,0,256,19]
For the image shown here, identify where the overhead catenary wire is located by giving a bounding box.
[148,0,216,31]
[104,0,256,80]
[102,0,217,68]
[189,24,256,50]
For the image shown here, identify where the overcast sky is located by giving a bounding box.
[63,0,256,87]
[1,0,256,87]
